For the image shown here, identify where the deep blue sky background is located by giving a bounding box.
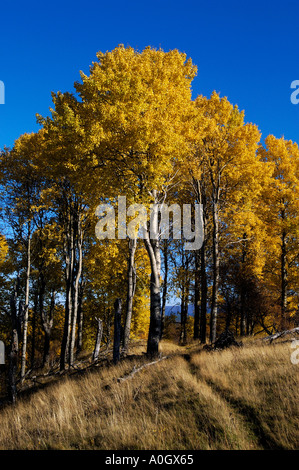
[0,0,298,149]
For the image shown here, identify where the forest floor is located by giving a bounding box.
[0,337,298,450]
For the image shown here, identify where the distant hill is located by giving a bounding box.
[165,305,195,319]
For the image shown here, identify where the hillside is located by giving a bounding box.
[0,339,298,450]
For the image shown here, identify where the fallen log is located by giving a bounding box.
[117,355,168,382]
[262,327,299,344]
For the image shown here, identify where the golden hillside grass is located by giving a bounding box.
[0,339,298,450]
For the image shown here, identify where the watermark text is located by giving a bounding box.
[95,197,204,250]
[0,81,4,105]
[0,341,5,364]
[290,80,299,105]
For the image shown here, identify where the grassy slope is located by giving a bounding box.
[0,339,298,450]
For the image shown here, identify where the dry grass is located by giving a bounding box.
[0,339,298,450]
[190,341,299,450]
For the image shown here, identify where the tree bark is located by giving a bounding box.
[281,228,288,330]
[123,238,137,354]
[76,277,85,354]
[192,176,207,344]
[69,213,83,367]
[60,204,73,371]
[144,227,161,354]
[92,317,103,362]
[113,298,122,364]
[8,329,19,403]
[42,290,55,368]
[180,295,188,345]
[144,191,162,356]
[240,233,247,336]
[8,278,22,403]
[180,252,189,345]
[30,289,38,369]
[21,222,31,382]
[200,239,208,344]
[210,198,219,343]
[161,240,169,339]
[194,250,200,340]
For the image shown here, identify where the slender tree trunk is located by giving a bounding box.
[123,238,137,354]
[8,329,18,403]
[92,318,103,362]
[113,299,122,364]
[76,278,85,354]
[42,290,55,368]
[161,240,169,339]
[281,228,288,330]
[235,309,240,335]
[8,278,21,403]
[246,309,253,335]
[21,223,31,382]
[200,239,207,344]
[69,214,83,367]
[30,289,38,369]
[210,198,219,343]
[240,233,247,336]
[144,195,162,356]
[194,250,200,340]
[39,273,46,364]
[180,285,185,344]
[193,177,207,344]
[180,293,188,345]
[60,207,73,371]
[147,269,161,356]
[102,307,111,350]
[180,253,189,345]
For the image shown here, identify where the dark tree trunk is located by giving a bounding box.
[200,239,207,344]
[192,176,207,344]
[281,228,288,330]
[210,198,219,344]
[8,329,18,404]
[147,274,161,356]
[240,233,247,336]
[41,288,55,368]
[69,212,83,367]
[30,289,38,369]
[180,298,187,345]
[194,250,200,340]
[104,308,112,350]
[113,299,122,365]
[76,278,85,354]
[161,240,169,339]
[8,278,22,403]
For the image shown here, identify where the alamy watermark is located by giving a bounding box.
[95,196,204,250]
[290,339,299,365]
[0,81,4,105]
[0,341,5,364]
[290,80,299,105]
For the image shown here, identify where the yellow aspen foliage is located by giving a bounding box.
[259,135,299,327]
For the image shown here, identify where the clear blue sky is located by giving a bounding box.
[0,0,298,149]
